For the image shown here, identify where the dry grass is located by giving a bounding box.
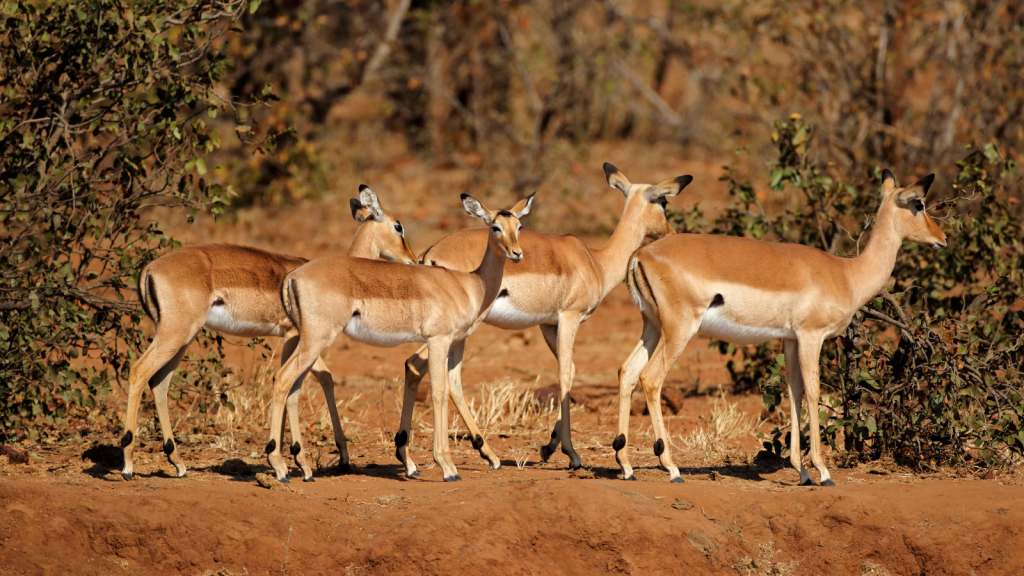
[734,538,799,576]
[681,392,762,462]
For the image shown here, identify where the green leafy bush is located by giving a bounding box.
[670,117,1024,469]
[0,0,271,440]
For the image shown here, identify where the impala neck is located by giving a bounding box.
[591,197,648,296]
[347,223,378,259]
[844,199,903,307]
[471,233,508,313]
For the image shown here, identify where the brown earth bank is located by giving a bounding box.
[1,463,1023,576]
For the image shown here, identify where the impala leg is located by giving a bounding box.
[150,343,192,478]
[784,339,813,486]
[637,316,696,483]
[614,317,660,481]
[541,315,583,469]
[310,357,349,470]
[538,324,564,460]
[798,335,833,486]
[397,344,429,477]
[267,341,320,482]
[445,339,502,470]
[427,338,460,481]
[280,334,313,480]
[121,333,193,480]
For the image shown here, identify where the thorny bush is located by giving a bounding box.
[670,117,1024,470]
[0,0,278,440]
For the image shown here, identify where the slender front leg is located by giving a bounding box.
[427,338,460,481]
[542,315,583,469]
[445,340,502,470]
[121,334,192,480]
[396,344,429,477]
[310,357,349,470]
[797,334,834,486]
[614,317,660,481]
[538,324,565,461]
[783,339,812,486]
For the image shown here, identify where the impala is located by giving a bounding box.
[266,191,534,482]
[120,186,416,480]
[615,170,946,484]
[398,163,691,472]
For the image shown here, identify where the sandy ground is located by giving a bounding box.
[3,286,1023,576]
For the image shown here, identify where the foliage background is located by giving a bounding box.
[2,0,1022,467]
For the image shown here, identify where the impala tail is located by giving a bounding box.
[627,257,658,318]
[138,267,161,324]
[281,276,302,330]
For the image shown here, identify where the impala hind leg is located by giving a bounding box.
[445,340,501,470]
[122,334,193,480]
[797,335,833,486]
[614,317,660,481]
[538,316,583,469]
[310,357,349,471]
[280,335,311,480]
[783,339,813,486]
[267,342,321,482]
[636,316,697,483]
[427,338,460,481]
[397,344,429,477]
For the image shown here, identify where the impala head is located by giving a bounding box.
[603,162,692,240]
[349,185,418,264]
[461,192,535,263]
[880,169,947,249]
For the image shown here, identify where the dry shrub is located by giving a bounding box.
[682,395,762,462]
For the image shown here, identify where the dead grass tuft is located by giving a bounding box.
[681,392,761,462]
[735,538,799,576]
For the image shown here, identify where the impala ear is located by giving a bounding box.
[895,174,935,206]
[880,169,897,196]
[511,192,535,219]
[461,194,492,223]
[604,162,631,197]
[646,175,692,201]
[358,185,383,220]
[349,199,373,223]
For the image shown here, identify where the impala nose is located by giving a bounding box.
[510,250,523,262]
[932,241,947,249]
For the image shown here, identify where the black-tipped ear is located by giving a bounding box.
[675,175,693,189]
[913,174,935,194]
[603,162,619,179]
[460,193,470,201]
[349,199,363,220]
[880,168,897,196]
[881,169,896,184]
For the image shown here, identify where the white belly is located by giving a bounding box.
[204,305,286,338]
[697,307,795,345]
[485,299,557,330]
[344,315,423,348]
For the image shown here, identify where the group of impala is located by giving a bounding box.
[119,163,946,487]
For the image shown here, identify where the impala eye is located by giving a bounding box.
[491,226,501,233]
[394,222,403,234]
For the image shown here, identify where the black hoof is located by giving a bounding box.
[623,475,637,481]
[407,470,421,479]
[303,476,316,483]
[821,479,836,487]
[279,474,291,484]
[799,478,814,486]
[443,475,460,482]
[568,463,582,471]
[337,462,351,472]
[121,472,133,481]
[670,476,686,484]
[540,445,554,462]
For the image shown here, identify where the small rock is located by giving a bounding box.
[661,387,686,414]
[0,445,28,465]
[708,470,722,481]
[255,473,293,491]
[686,529,716,556]
[671,498,694,510]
